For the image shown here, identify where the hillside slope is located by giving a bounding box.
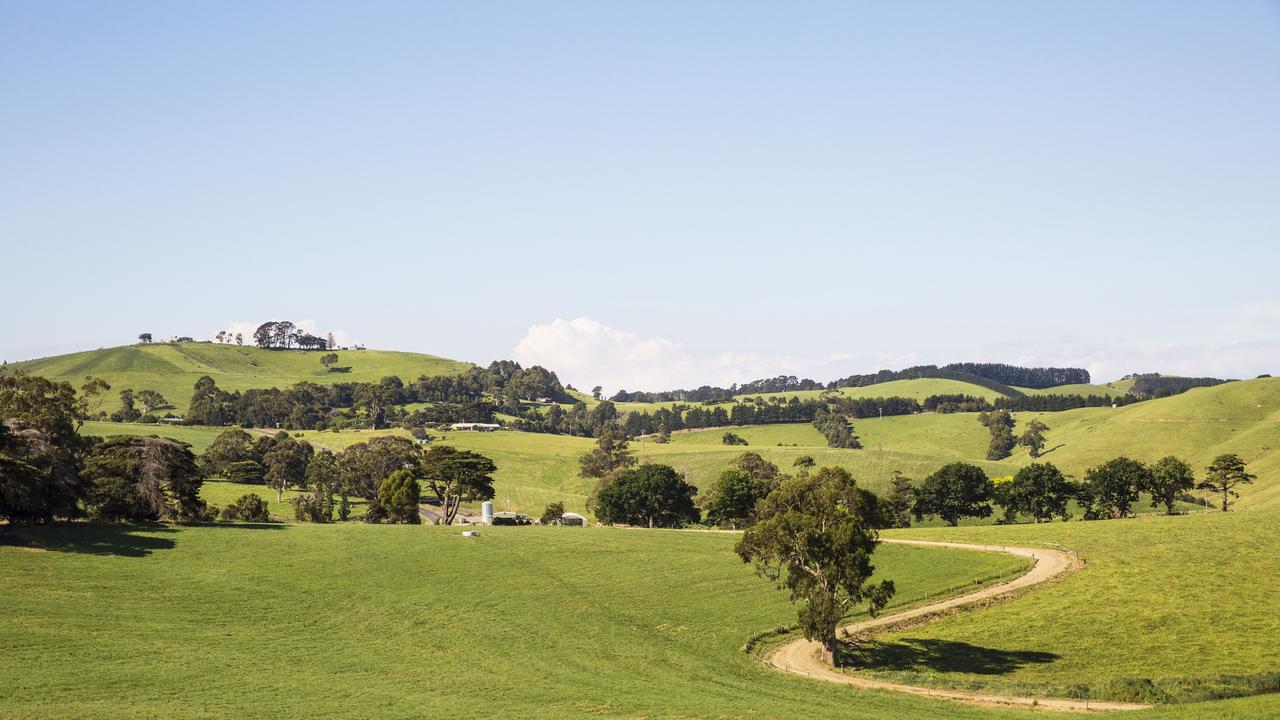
[78,378,1280,515]
[4,343,473,414]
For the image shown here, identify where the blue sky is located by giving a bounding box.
[2,2,1278,391]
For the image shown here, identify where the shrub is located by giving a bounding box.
[377,470,421,524]
[220,494,270,522]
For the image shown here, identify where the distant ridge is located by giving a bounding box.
[3,342,473,414]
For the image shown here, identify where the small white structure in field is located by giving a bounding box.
[450,422,501,432]
[481,501,494,524]
[461,531,478,538]
[558,512,587,527]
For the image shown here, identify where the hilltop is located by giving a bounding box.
[4,342,473,413]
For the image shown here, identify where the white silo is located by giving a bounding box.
[481,501,494,525]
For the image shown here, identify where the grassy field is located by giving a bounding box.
[80,420,230,454]
[873,510,1280,704]
[735,378,1014,403]
[77,377,1280,516]
[1014,380,1135,397]
[6,343,472,414]
[1,522,1047,720]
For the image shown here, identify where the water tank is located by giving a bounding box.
[481,501,494,525]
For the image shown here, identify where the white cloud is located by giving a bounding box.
[513,317,1280,394]
[511,317,913,394]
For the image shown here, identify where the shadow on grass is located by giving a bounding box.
[848,637,1060,675]
[0,521,284,557]
[1036,443,1066,457]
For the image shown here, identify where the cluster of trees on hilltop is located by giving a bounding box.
[1126,373,1231,399]
[939,363,1091,389]
[252,321,333,350]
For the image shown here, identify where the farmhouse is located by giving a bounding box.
[450,422,501,431]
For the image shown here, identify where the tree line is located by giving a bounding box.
[609,362,1096,403]
[200,427,498,524]
[0,372,502,526]
[1127,373,1231,398]
[186,360,571,430]
[923,392,1142,414]
[517,395,917,440]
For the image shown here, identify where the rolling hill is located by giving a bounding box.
[4,342,473,414]
[79,377,1280,517]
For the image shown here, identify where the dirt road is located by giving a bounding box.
[767,539,1151,713]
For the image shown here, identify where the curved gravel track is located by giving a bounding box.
[767,539,1152,713]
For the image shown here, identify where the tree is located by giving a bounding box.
[590,463,700,528]
[337,436,419,501]
[578,423,636,478]
[78,376,111,418]
[263,436,313,501]
[377,469,421,524]
[813,409,860,449]
[235,332,244,346]
[320,353,339,373]
[1198,454,1255,512]
[793,455,815,473]
[293,450,338,522]
[702,463,778,529]
[225,459,265,484]
[702,466,775,528]
[418,445,497,525]
[912,462,993,526]
[138,333,152,343]
[113,388,141,423]
[83,435,205,521]
[188,376,236,426]
[998,462,1075,523]
[199,428,255,477]
[541,501,566,525]
[220,493,270,522]
[136,390,168,414]
[731,452,780,482]
[0,374,92,523]
[1146,455,1195,514]
[979,410,1016,460]
[0,421,74,523]
[591,386,603,400]
[721,432,749,446]
[1017,419,1050,458]
[881,471,915,529]
[1079,457,1149,519]
[736,466,895,665]
[253,322,276,349]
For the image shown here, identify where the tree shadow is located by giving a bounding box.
[846,637,1059,675]
[1036,443,1066,458]
[0,521,284,557]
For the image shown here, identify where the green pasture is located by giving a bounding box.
[6,343,471,414]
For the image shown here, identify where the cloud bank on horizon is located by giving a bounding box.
[512,317,1278,395]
